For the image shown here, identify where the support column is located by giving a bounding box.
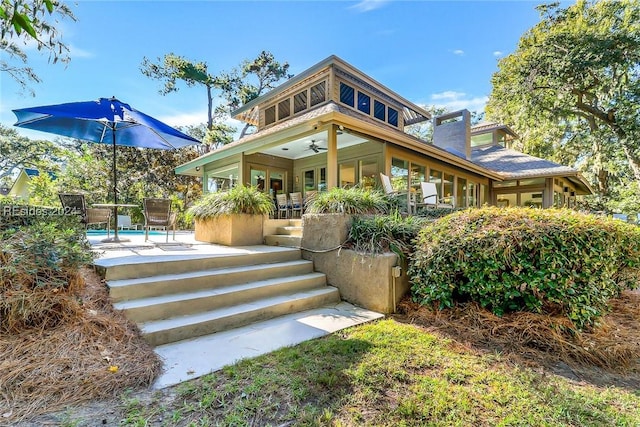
[327,124,338,189]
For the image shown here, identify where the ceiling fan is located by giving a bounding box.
[307,140,327,153]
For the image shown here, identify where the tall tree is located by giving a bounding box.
[0,124,64,180]
[486,0,640,197]
[1,0,75,94]
[140,51,292,149]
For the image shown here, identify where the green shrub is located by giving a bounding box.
[0,206,94,332]
[306,187,390,214]
[409,207,640,329]
[348,211,429,260]
[188,185,274,219]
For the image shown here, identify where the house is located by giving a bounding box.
[7,168,56,201]
[175,55,591,209]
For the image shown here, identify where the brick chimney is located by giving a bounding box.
[432,109,471,160]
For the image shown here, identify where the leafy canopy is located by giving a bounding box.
[486,0,640,205]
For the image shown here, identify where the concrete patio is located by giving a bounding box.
[88,230,384,389]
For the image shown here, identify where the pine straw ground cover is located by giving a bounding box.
[396,290,640,389]
[0,267,162,424]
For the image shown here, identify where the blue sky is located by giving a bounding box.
[1,0,551,141]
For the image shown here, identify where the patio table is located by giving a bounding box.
[93,203,139,243]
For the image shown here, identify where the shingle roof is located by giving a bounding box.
[471,144,576,178]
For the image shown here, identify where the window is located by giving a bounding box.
[278,99,290,120]
[443,173,454,204]
[410,163,426,190]
[468,182,477,207]
[340,82,355,107]
[304,169,315,192]
[310,81,326,106]
[294,90,307,114]
[359,158,378,189]
[250,168,267,192]
[457,177,467,208]
[264,105,276,126]
[374,100,386,121]
[339,162,356,187]
[391,157,409,191]
[388,107,398,127]
[358,92,371,114]
[319,167,326,191]
[429,169,443,198]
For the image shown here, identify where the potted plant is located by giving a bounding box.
[189,185,274,246]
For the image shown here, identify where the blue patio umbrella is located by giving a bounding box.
[13,97,201,241]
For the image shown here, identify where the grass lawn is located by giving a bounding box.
[65,318,638,427]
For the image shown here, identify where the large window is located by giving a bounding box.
[456,177,467,208]
[429,169,443,198]
[264,105,276,126]
[391,157,409,191]
[294,90,307,114]
[205,164,239,193]
[310,81,326,106]
[339,162,356,187]
[443,173,454,205]
[359,158,378,190]
[278,99,290,120]
[374,100,386,121]
[358,92,371,114]
[340,82,355,107]
[388,107,398,127]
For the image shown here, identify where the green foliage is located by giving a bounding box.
[0,0,76,94]
[188,185,274,219]
[0,200,94,332]
[347,211,429,259]
[486,0,640,201]
[409,207,640,329]
[306,187,390,215]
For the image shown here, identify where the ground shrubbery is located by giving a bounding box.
[347,211,429,259]
[409,207,640,329]
[0,201,93,332]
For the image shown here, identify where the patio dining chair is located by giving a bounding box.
[275,194,290,219]
[289,192,303,218]
[415,182,454,210]
[59,193,112,237]
[143,198,176,242]
[379,173,416,214]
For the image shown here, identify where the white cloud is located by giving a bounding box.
[429,91,488,113]
[493,51,503,57]
[350,0,391,13]
[68,44,95,59]
[158,110,211,128]
[452,49,465,56]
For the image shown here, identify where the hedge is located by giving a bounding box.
[409,207,640,329]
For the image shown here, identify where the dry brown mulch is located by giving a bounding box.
[394,290,640,389]
[0,267,162,424]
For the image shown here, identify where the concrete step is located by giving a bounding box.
[276,226,303,236]
[289,219,302,227]
[108,259,315,302]
[141,286,341,346]
[264,235,302,248]
[152,301,385,389]
[95,246,302,281]
[114,272,327,322]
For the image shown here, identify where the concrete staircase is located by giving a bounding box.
[102,247,340,346]
[264,218,302,248]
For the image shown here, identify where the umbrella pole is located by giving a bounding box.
[112,131,120,240]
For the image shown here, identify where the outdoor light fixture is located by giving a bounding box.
[195,166,200,171]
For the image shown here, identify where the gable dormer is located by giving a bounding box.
[231,55,430,134]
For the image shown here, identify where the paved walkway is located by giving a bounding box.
[89,231,384,389]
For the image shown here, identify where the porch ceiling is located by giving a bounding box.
[257,131,368,160]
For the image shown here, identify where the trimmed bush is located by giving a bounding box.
[409,207,640,329]
[305,187,390,214]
